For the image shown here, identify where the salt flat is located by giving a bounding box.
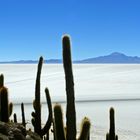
[0,64,140,103]
[0,64,140,140]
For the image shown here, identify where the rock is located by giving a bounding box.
[0,122,41,140]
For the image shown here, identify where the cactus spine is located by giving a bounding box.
[63,35,76,140]
[31,57,53,138]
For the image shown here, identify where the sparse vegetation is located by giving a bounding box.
[0,35,118,140]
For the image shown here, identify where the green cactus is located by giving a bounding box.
[106,107,118,140]
[21,102,26,127]
[0,87,13,122]
[0,74,4,88]
[13,113,17,123]
[106,133,109,140]
[116,135,118,140]
[62,35,77,140]
[109,107,115,140]
[31,57,53,138]
[54,104,66,140]
[78,117,91,140]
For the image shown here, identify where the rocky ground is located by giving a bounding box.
[0,121,41,140]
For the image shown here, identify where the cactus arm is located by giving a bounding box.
[78,117,91,140]
[9,102,13,117]
[41,88,53,136]
[62,35,76,140]
[54,104,66,140]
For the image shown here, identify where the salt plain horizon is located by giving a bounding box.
[0,64,140,103]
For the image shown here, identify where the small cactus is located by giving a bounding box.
[21,102,26,127]
[54,104,66,140]
[106,107,118,140]
[13,113,17,123]
[78,117,91,140]
[0,74,4,88]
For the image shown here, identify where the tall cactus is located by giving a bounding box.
[0,87,13,122]
[62,35,76,140]
[53,35,91,140]
[31,57,53,138]
[107,107,118,140]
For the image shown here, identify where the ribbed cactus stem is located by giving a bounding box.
[0,74,4,88]
[78,117,91,140]
[0,87,9,122]
[21,102,26,127]
[109,107,115,140]
[62,35,76,140]
[54,104,66,140]
[41,88,52,136]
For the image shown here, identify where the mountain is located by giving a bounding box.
[1,52,140,64]
[75,52,140,63]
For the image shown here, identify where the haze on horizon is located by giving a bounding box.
[0,0,140,61]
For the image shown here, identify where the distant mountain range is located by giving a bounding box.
[1,52,140,64]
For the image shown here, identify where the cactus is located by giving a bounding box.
[62,35,77,140]
[21,102,26,127]
[13,113,17,123]
[106,107,118,140]
[54,104,66,140]
[31,57,53,138]
[52,35,91,140]
[0,74,4,88]
[106,133,109,140]
[78,117,91,140]
[0,86,13,122]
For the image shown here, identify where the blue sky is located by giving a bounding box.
[0,0,140,61]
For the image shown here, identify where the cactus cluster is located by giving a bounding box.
[53,35,91,140]
[0,35,119,140]
[31,56,53,138]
